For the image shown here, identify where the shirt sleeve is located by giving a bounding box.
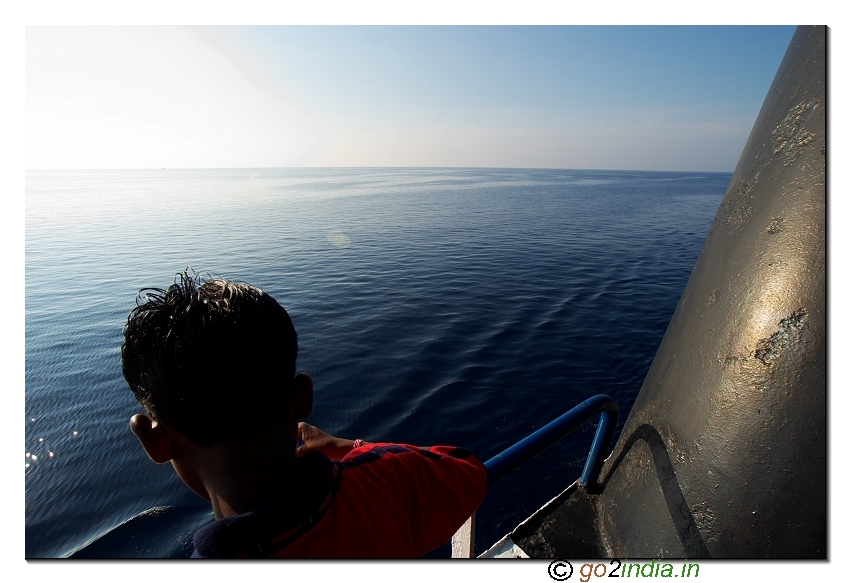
[341,442,488,556]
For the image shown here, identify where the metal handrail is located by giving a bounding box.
[484,394,620,488]
[450,395,619,558]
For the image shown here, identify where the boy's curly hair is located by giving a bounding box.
[122,270,298,447]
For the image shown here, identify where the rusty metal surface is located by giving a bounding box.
[510,483,605,558]
[596,25,825,558]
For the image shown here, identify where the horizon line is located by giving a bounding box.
[24,166,736,174]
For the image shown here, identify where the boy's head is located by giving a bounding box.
[122,271,299,448]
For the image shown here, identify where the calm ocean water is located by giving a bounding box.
[25,168,729,558]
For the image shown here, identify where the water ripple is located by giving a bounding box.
[26,168,728,557]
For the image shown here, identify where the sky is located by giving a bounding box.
[26,25,797,172]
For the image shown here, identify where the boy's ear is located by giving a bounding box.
[292,373,314,420]
[130,414,176,464]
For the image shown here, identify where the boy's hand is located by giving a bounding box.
[297,422,366,461]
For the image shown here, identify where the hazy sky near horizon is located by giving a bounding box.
[26,25,796,171]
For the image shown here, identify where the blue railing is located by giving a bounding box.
[450,395,620,557]
[483,394,619,489]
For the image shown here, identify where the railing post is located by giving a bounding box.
[483,395,619,486]
[450,512,476,558]
[448,395,618,558]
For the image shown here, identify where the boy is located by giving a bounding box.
[121,271,488,558]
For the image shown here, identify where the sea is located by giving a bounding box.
[25,167,730,558]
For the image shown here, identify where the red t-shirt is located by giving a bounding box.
[191,443,488,558]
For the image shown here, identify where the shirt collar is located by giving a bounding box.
[192,451,339,558]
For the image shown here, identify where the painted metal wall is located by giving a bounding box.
[596,25,825,559]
